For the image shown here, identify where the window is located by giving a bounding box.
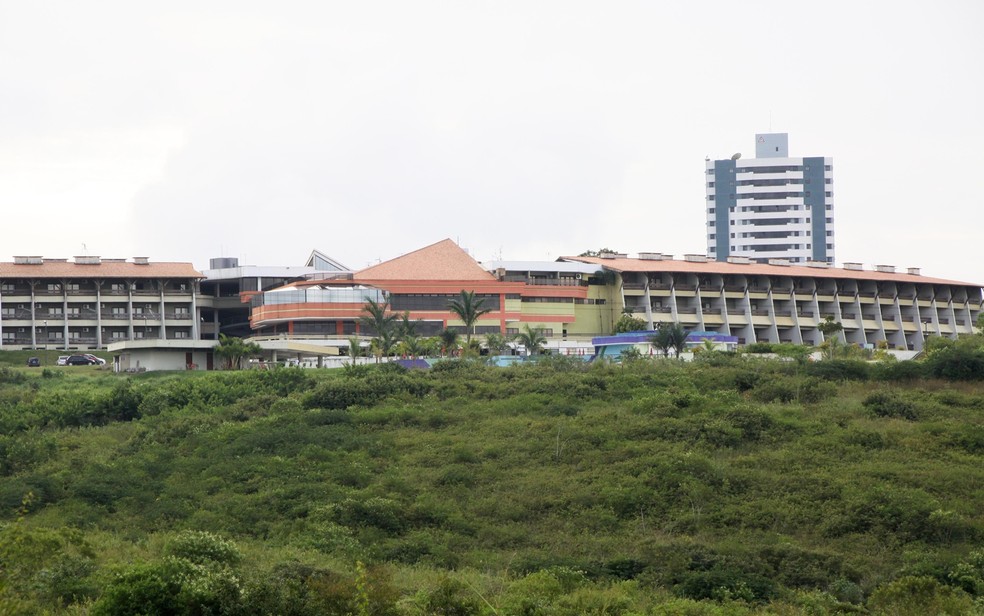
[174,331,190,339]
[826,217,833,223]
[708,195,715,201]
[709,234,715,239]
[708,182,715,188]
[0,283,14,292]
[66,283,80,292]
[825,191,832,197]
[708,208,715,214]
[47,283,61,292]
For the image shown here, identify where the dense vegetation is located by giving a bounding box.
[0,352,982,614]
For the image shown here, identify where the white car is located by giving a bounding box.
[56,356,70,366]
[83,354,107,365]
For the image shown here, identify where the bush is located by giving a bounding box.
[872,360,926,382]
[805,360,871,381]
[163,531,242,566]
[863,392,919,420]
[925,345,984,381]
[866,575,974,615]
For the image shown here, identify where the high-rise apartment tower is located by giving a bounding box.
[706,133,834,264]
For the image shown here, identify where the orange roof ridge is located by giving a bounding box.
[355,239,496,282]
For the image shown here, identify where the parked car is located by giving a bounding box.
[83,354,106,365]
[57,356,70,366]
[66,355,96,366]
[26,357,41,367]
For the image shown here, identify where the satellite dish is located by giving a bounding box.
[731,153,742,160]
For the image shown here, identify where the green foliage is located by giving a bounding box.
[0,360,982,613]
[447,290,493,345]
[164,530,242,566]
[866,575,975,615]
[515,324,547,355]
[925,340,984,380]
[612,314,647,334]
[863,391,919,420]
[213,334,263,370]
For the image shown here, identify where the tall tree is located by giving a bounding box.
[213,334,263,370]
[651,322,687,358]
[359,297,399,363]
[515,325,547,356]
[438,328,460,357]
[448,290,493,345]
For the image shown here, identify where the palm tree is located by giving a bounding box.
[448,290,493,345]
[515,324,547,356]
[398,311,420,340]
[213,334,263,370]
[347,337,363,362]
[484,332,509,356]
[651,325,674,358]
[651,322,687,358]
[359,297,399,363]
[438,328,460,357]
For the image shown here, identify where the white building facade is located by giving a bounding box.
[707,133,834,265]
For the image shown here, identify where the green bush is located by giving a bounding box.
[163,530,242,566]
[863,391,919,420]
[866,575,974,615]
[925,345,984,381]
[805,360,871,381]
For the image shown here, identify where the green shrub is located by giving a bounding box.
[805,360,871,381]
[866,575,974,615]
[925,345,984,381]
[0,367,26,384]
[872,360,926,382]
[163,530,242,566]
[863,391,919,420]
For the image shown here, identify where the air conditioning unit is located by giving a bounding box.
[703,303,712,311]
[575,273,582,279]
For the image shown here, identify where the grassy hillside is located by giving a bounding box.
[0,356,982,614]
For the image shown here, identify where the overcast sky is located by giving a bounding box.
[1,1,982,283]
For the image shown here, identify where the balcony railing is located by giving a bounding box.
[724,285,745,293]
[674,284,696,291]
[797,311,814,318]
[751,309,770,316]
[727,309,745,316]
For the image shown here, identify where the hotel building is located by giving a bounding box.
[707,133,834,264]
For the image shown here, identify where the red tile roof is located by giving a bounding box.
[0,261,203,279]
[355,239,496,282]
[564,256,981,287]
